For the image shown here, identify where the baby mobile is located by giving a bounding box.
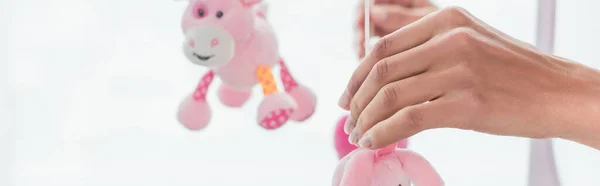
[333,0,562,186]
[174,0,317,131]
[332,1,444,186]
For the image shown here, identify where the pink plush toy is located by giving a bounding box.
[333,143,444,186]
[176,0,317,131]
[334,114,408,159]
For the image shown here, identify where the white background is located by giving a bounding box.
[2,0,600,186]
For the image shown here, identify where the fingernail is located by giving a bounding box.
[358,134,372,148]
[344,115,355,134]
[348,130,359,145]
[371,7,387,24]
[338,90,350,109]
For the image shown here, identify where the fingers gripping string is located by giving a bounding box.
[193,70,215,101]
[278,59,299,92]
[257,65,279,96]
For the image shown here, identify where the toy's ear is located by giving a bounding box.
[239,0,262,6]
[395,150,444,186]
[339,150,375,186]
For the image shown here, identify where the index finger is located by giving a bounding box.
[338,9,440,110]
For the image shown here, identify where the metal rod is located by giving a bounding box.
[528,1,560,186]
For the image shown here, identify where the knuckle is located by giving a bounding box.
[442,27,479,61]
[402,107,426,129]
[380,84,399,107]
[372,59,391,83]
[349,100,362,117]
[371,37,392,60]
[355,116,369,131]
[446,27,477,47]
[439,6,473,26]
[346,74,362,96]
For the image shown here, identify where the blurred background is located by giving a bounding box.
[1,0,600,185]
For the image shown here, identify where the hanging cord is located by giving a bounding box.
[364,0,402,156]
[364,0,374,53]
[528,1,561,186]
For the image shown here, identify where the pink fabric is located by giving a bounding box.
[259,108,294,129]
[278,59,316,121]
[182,0,256,44]
[286,85,316,121]
[333,148,444,186]
[218,84,251,107]
[210,38,220,48]
[192,71,215,101]
[257,92,297,130]
[375,143,396,158]
[334,114,409,159]
[177,0,316,131]
[278,59,298,92]
[177,95,212,130]
[335,115,357,159]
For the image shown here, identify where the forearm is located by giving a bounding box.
[554,57,600,150]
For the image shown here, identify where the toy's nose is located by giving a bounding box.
[210,38,219,48]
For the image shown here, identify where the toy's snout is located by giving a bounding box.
[182,26,235,68]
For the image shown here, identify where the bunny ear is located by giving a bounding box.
[239,0,262,6]
[395,150,444,186]
[339,150,375,186]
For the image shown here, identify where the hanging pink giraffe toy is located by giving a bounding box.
[333,143,444,186]
[176,0,317,130]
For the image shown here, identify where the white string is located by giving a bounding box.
[364,0,372,53]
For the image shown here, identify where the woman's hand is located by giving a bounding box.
[355,0,438,58]
[341,6,600,150]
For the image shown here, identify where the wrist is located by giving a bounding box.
[553,56,600,149]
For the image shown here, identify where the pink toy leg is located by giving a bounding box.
[278,59,316,121]
[218,84,252,107]
[335,115,357,159]
[177,71,214,131]
[257,92,297,130]
[256,65,297,130]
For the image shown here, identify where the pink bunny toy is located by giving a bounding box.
[176,0,317,131]
[333,143,444,186]
[334,115,408,159]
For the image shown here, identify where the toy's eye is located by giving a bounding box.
[197,8,205,17]
[216,11,224,18]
